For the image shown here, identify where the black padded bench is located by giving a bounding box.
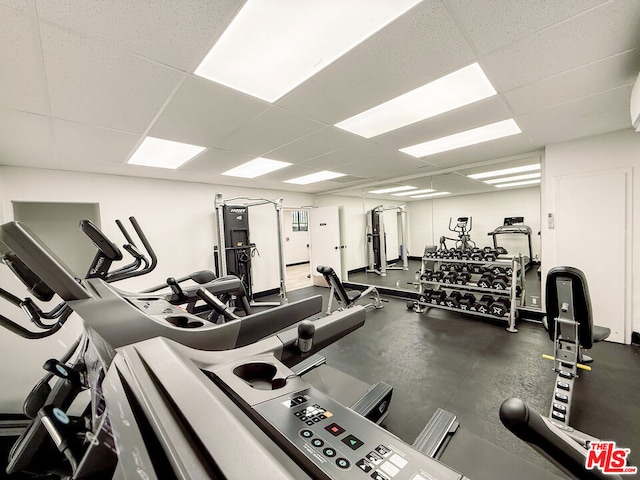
[316,265,383,314]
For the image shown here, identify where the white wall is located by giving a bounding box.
[282,208,310,265]
[0,166,314,412]
[542,128,640,338]
[406,187,541,260]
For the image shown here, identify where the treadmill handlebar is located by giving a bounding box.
[499,398,623,480]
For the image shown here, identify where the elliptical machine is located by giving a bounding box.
[439,217,475,251]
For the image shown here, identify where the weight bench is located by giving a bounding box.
[316,265,383,315]
[545,266,611,425]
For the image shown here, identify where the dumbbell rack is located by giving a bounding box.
[413,254,524,332]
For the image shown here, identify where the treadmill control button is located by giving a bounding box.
[371,471,389,480]
[325,423,345,436]
[555,393,569,403]
[336,457,350,469]
[380,461,400,477]
[318,414,327,420]
[553,403,567,413]
[300,430,313,439]
[356,459,373,473]
[375,445,391,457]
[306,420,314,426]
[311,438,324,448]
[293,396,307,404]
[300,416,308,421]
[323,448,337,458]
[294,411,302,417]
[342,434,364,450]
[552,411,566,422]
[557,381,570,391]
[312,417,321,423]
[559,371,572,379]
[366,451,383,465]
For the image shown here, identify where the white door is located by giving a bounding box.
[554,170,630,343]
[309,206,343,285]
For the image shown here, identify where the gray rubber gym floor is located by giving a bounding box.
[280,286,640,479]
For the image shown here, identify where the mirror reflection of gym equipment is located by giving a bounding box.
[439,216,475,251]
[214,193,287,307]
[365,205,408,276]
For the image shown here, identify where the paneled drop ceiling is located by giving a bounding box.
[1,0,639,199]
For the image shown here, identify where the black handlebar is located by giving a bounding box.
[499,398,622,480]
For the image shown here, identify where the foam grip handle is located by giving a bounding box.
[297,320,315,353]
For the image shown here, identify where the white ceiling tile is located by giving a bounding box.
[338,150,427,178]
[446,0,608,54]
[40,23,183,133]
[0,0,27,11]
[0,107,55,167]
[279,0,475,124]
[505,50,640,114]
[218,106,325,156]
[179,148,253,174]
[53,119,140,165]
[0,6,48,114]
[517,86,634,145]
[265,127,359,164]
[36,0,243,71]
[485,0,640,91]
[299,140,394,171]
[148,76,268,147]
[374,95,514,149]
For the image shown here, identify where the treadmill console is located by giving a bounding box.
[253,386,464,480]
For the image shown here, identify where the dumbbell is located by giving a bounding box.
[477,273,494,288]
[471,264,484,274]
[455,272,471,285]
[440,263,450,271]
[496,247,508,255]
[490,265,506,276]
[444,291,463,308]
[470,250,483,261]
[472,295,495,314]
[442,271,458,284]
[459,263,471,273]
[490,298,511,317]
[460,250,471,260]
[491,274,510,290]
[419,269,433,282]
[483,249,498,261]
[431,271,444,283]
[429,290,446,305]
[458,293,476,310]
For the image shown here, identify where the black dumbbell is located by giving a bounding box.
[455,272,471,285]
[443,272,458,284]
[483,250,498,261]
[429,290,446,305]
[440,263,450,271]
[496,247,508,255]
[458,293,476,310]
[490,265,506,276]
[491,274,510,290]
[471,264,484,274]
[477,273,494,288]
[444,291,463,308]
[420,269,433,282]
[490,298,511,317]
[470,251,483,261]
[473,295,495,314]
[459,262,471,273]
[431,271,443,283]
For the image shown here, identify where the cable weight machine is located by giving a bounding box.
[366,205,409,276]
[214,193,287,306]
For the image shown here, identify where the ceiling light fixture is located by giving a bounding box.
[127,137,206,169]
[411,191,450,199]
[400,119,521,158]
[368,186,416,194]
[222,157,291,178]
[468,163,540,180]
[335,63,496,138]
[392,188,435,196]
[284,171,346,185]
[494,179,541,188]
[484,172,541,184]
[195,0,422,102]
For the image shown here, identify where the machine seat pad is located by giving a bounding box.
[592,325,611,343]
[346,290,362,302]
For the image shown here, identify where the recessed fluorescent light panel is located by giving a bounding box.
[392,188,435,196]
[400,119,521,158]
[495,179,541,188]
[368,186,416,194]
[127,137,206,169]
[335,63,497,138]
[411,191,450,199]
[222,158,291,178]
[285,171,345,185]
[484,172,541,184]
[468,163,540,180]
[195,0,422,102]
